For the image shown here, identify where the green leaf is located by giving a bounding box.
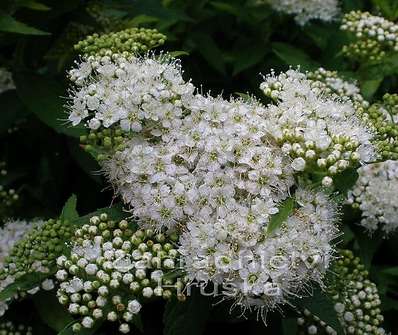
[57,320,102,335]
[190,33,226,75]
[267,198,294,234]
[69,203,129,228]
[163,290,210,335]
[333,168,359,194]
[33,291,73,331]
[60,194,79,221]
[296,287,343,333]
[210,2,241,16]
[168,50,190,58]
[0,15,50,35]
[282,318,298,334]
[361,77,384,100]
[232,45,267,75]
[17,0,51,11]
[272,42,320,71]
[15,73,84,138]
[355,231,383,269]
[0,271,54,301]
[380,267,398,276]
[127,14,160,26]
[0,90,29,134]
[372,0,398,20]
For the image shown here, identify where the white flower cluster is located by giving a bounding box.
[260,69,374,187]
[261,0,340,25]
[341,11,398,61]
[179,188,338,312]
[0,68,15,94]
[66,54,352,311]
[67,54,194,132]
[347,160,398,235]
[0,219,37,317]
[104,92,295,231]
[306,68,368,113]
[56,214,183,333]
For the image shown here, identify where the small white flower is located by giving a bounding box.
[127,299,142,314]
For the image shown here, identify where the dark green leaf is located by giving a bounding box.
[60,194,79,221]
[190,33,226,75]
[333,168,359,194]
[272,42,320,71]
[70,204,129,228]
[33,291,73,331]
[282,318,298,334]
[372,0,398,20]
[17,0,51,11]
[355,231,383,269]
[57,320,102,335]
[267,198,294,234]
[168,50,190,58]
[15,73,84,138]
[295,287,343,333]
[163,290,210,335]
[0,15,50,35]
[232,45,267,75]
[0,90,29,134]
[210,2,241,16]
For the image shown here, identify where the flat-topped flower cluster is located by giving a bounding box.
[260,0,340,26]
[65,52,378,314]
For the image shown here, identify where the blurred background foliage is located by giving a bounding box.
[1,0,398,334]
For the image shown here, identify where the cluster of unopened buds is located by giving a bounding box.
[0,218,72,288]
[362,94,398,160]
[347,160,398,235]
[0,321,32,335]
[330,250,385,334]
[56,214,184,333]
[341,11,398,62]
[79,128,130,161]
[306,68,369,114]
[74,27,166,57]
[260,69,373,188]
[297,250,386,334]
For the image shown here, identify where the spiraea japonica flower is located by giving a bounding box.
[66,51,345,313]
[347,160,398,235]
[179,187,338,314]
[67,53,194,133]
[259,0,340,26]
[341,11,398,62]
[260,69,375,187]
[56,213,183,333]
